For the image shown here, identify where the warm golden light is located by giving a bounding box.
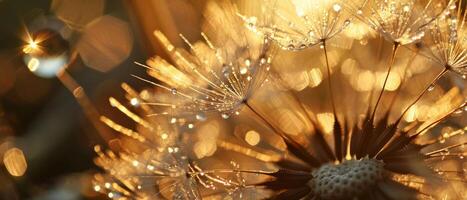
[23,40,39,54]
[193,140,217,159]
[3,147,27,177]
[317,112,335,134]
[356,70,375,92]
[245,130,261,146]
[308,68,323,88]
[27,58,40,72]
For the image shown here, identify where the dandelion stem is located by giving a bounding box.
[244,101,283,137]
[371,42,400,123]
[244,101,321,166]
[387,49,419,114]
[322,40,337,117]
[396,68,448,124]
[322,41,343,160]
[56,52,112,143]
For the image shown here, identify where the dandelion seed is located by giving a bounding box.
[136,6,271,120]
[241,0,366,50]
[350,0,453,45]
[423,0,467,75]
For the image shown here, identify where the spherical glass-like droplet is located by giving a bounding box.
[23,28,70,78]
[333,4,342,13]
[195,113,207,121]
[221,113,230,119]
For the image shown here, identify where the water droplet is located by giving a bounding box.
[428,84,435,91]
[244,59,251,67]
[222,65,231,77]
[221,113,230,119]
[453,108,463,115]
[171,88,177,94]
[360,39,368,45]
[240,67,248,75]
[403,5,410,12]
[344,20,351,26]
[130,98,139,106]
[333,4,342,12]
[196,113,207,121]
[188,124,194,129]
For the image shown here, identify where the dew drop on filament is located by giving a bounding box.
[453,108,463,115]
[196,113,207,121]
[333,4,342,12]
[427,84,435,91]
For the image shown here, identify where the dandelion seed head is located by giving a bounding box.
[352,0,453,45]
[139,3,272,120]
[241,0,365,50]
[423,0,467,75]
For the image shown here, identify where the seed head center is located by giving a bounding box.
[310,158,384,200]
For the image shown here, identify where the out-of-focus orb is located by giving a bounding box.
[3,147,27,177]
[377,71,401,91]
[22,28,70,78]
[77,16,134,72]
[308,68,323,88]
[355,70,375,92]
[51,0,105,29]
[193,140,217,159]
[245,130,260,146]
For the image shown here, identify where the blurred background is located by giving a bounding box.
[0,0,209,199]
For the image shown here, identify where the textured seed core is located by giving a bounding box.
[310,158,384,200]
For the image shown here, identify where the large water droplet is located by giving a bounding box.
[171,88,177,94]
[287,44,295,50]
[453,108,463,115]
[221,113,230,119]
[196,113,207,121]
[222,65,231,77]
